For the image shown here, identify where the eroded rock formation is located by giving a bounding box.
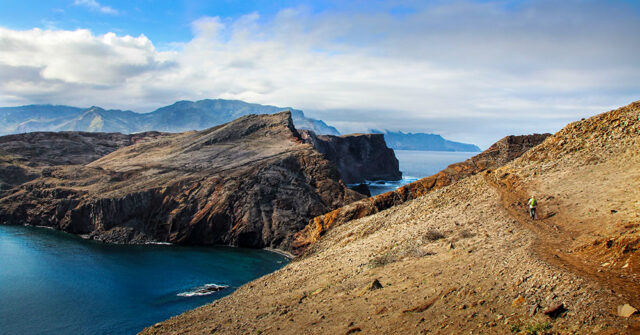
[300,130,401,184]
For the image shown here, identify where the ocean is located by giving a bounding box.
[365,150,477,196]
[0,225,288,335]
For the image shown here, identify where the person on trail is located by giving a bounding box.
[528,196,538,220]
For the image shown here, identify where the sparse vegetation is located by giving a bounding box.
[423,229,445,242]
[368,243,438,268]
[367,250,398,268]
[459,229,474,239]
[524,321,552,335]
[510,321,552,335]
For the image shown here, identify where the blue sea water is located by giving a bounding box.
[0,225,288,335]
[365,150,477,196]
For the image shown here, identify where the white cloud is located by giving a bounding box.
[1,1,639,147]
[73,0,118,15]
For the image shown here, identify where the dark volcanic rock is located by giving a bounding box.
[0,112,364,250]
[300,130,401,184]
[349,183,372,197]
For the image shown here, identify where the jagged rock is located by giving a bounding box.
[0,112,365,250]
[299,130,401,184]
[349,183,371,197]
[617,304,638,317]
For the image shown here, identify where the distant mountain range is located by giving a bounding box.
[372,130,481,152]
[0,99,482,151]
[0,99,340,136]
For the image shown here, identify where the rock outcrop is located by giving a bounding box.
[0,112,364,249]
[300,130,402,184]
[291,133,550,255]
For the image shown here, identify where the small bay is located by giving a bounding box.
[366,150,477,196]
[0,225,288,335]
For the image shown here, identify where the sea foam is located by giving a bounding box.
[177,284,229,297]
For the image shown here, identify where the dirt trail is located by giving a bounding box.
[486,172,640,310]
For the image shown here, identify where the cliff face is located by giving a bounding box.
[300,130,402,184]
[291,133,550,255]
[0,112,364,250]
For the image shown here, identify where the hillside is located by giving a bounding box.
[143,101,640,334]
[372,130,481,152]
[292,133,549,255]
[0,99,339,136]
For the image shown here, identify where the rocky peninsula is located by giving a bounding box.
[0,112,400,250]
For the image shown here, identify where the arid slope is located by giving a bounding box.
[143,101,640,334]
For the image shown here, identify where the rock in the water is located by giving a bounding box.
[617,304,638,317]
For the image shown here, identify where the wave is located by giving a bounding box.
[177,283,229,297]
[144,241,172,245]
[349,177,419,188]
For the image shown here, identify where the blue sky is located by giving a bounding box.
[1,1,429,45]
[1,0,640,147]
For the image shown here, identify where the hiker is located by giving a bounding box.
[528,195,537,219]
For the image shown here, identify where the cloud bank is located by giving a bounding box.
[1,1,639,147]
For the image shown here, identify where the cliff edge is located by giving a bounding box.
[300,130,402,184]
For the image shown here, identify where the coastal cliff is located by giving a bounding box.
[300,130,401,184]
[0,112,365,249]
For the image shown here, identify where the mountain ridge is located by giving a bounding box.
[372,129,481,152]
[0,99,340,136]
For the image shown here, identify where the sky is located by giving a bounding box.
[1,0,639,148]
